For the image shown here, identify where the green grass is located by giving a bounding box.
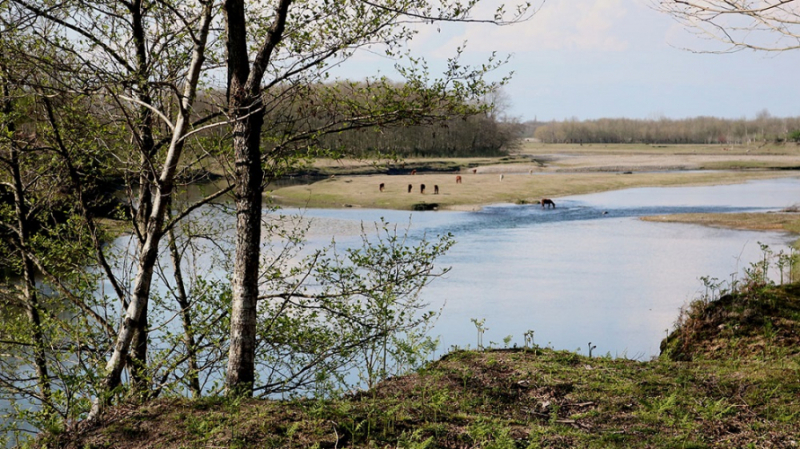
[49,283,800,448]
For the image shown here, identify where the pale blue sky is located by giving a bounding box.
[334,0,800,122]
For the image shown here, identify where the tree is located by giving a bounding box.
[2,0,229,420]
[221,0,537,396]
[2,0,536,438]
[657,1,800,53]
[0,39,126,439]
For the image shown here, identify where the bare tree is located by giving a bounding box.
[657,0,800,53]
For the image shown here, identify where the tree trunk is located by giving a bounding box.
[223,0,292,397]
[10,139,53,413]
[2,71,52,411]
[225,106,264,397]
[129,0,156,394]
[166,204,201,398]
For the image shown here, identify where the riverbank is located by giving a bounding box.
[642,211,800,242]
[270,170,798,211]
[43,282,800,448]
[269,143,800,211]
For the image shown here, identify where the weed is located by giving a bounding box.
[472,318,488,351]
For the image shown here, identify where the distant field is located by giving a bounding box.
[269,142,800,211]
[516,141,800,172]
[270,170,796,211]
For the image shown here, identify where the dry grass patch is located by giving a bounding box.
[641,212,800,233]
[271,170,799,210]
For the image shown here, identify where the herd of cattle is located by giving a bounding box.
[377,172,556,208]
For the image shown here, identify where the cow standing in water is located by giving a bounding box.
[420,184,426,194]
[541,198,556,209]
[379,183,385,192]
[407,184,412,193]
[434,185,439,194]
[456,175,462,184]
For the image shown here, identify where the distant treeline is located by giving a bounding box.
[250,81,522,158]
[316,114,521,158]
[524,115,800,144]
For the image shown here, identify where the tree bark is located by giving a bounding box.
[129,0,156,394]
[224,0,293,397]
[166,203,201,398]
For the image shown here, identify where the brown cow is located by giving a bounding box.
[472,168,477,174]
[407,184,412,193]
[379,183,385,192]
[434,185,439,194]
[456,175,462,184]
[541,198,556,209]
[420,184,426,194]
[411,169,417,175]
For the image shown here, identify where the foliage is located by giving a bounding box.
[252,217,454,394]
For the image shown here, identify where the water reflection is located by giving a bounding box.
[286,177,800,359]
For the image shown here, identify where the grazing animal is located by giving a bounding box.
[411,169,417,175]
[499,174,504,182]
[434,185,439,194]
[420,184,426,194]
[541,198,556,209]
[407,184,412,193]
[379,183,385,192]
[472,168,477,174]
[456,175,462,184]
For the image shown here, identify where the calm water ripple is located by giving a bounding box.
[292,177,800,359]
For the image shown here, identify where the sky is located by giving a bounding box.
[332,0,800,122]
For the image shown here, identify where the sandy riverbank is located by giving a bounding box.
[270,143,800,211]
[270,169,799,211]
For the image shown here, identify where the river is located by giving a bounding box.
[287,177,800,359]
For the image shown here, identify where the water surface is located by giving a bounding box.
[289,177,800,359]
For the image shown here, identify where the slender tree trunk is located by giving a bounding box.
[225,105,264,396]
[166,203,201,398]
[223,0,293,397]
[10,140,53,413]
[2,70,52,411]
[129,0,156,394]
[88,3,213,418]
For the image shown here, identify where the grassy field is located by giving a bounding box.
[271,170,796,211]
[269,143,800,211]
[49,283,800,449]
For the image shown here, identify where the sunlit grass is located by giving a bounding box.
[271,170,797,210]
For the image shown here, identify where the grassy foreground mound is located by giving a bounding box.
[662,282,800,362]
[45,285,800,449]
